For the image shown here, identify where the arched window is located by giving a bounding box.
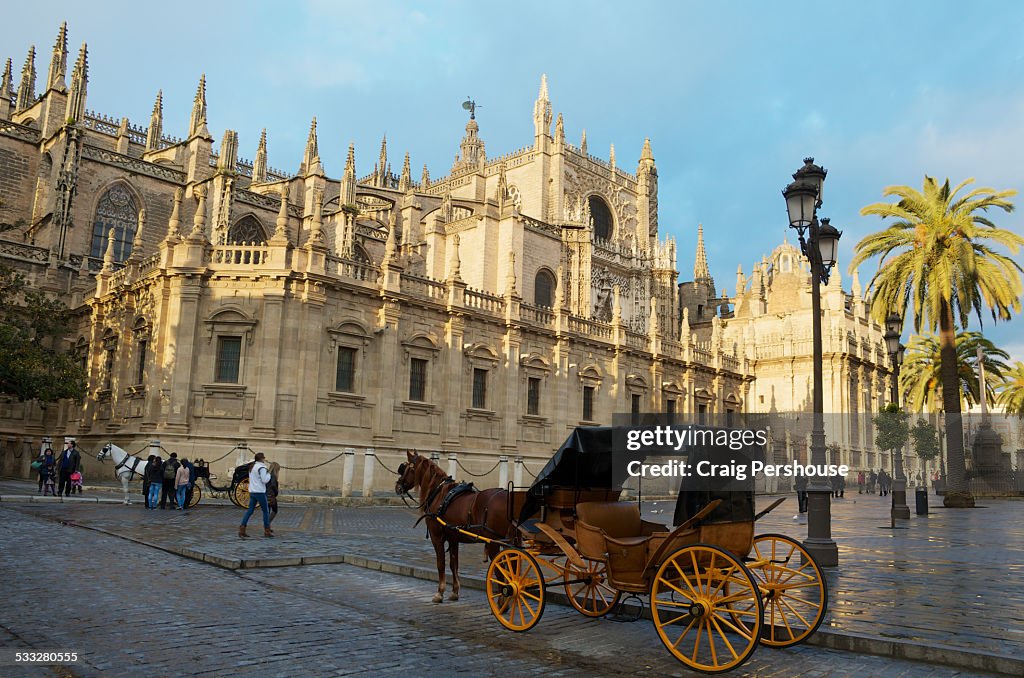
[90,184,139,261]
[534,269,556,308]
[353,244,371,263]
[589,195,613,241]
[227,215,267,245]
[780,254,792,273]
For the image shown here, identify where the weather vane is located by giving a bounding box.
[462,97,481,120]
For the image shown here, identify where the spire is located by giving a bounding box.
[694,224,713,289]
[453,117,485,171]
[301,116,321,175]
[399,152,411,192]
[377,134,388,187]
[308,189,325,245]
[638,137,656,178]
[101,226,117,272]
[383,209,398,263]
[554,264,565,309]
[46,22,68,92]
[447,233,462,282]
[505,251,518,297]
[65,43,87,123]
[649,297,660,336]
[127,209,146,263]
[609,143,616,171]
[533,73,552,141]
[580,129,587,155]
[251,129,267,183]
[554,112,565,146]
[1,59,12,97]
[496,161,508,204]
[165,188,183,240]
[612,285,622,324]
[217,129,238,172]
[271,187,289,243]
[188,74,208,138]
[189,186,208,240]
[852,267,862,299]
[339,142,356,205]
[145,90,163,152]
[15,45,36,112]
[420,163,430,189]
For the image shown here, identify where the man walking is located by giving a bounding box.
[56,438,81,498]
[239,452,274,538]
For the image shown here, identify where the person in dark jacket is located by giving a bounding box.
[160,453,180,509]
[56,439,82,497]
[794,475,809,516]
[181,458,196,508]
[142,455,155,507]
[145,457,163,510]
[266,462,281,524]
[36,448,55,494]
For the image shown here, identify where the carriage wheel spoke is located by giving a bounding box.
[710,615,739,661]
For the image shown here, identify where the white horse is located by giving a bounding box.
[96,443,149,505]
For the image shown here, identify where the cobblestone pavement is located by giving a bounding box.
[0,507,992,677]
[4,479,1022,667]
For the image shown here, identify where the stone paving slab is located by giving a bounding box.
[4,486,1023,674]
[0,508,997,677]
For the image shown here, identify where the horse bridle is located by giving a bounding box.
[395,462,417,508]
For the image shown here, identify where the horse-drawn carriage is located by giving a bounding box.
[195,460,254,508]
[398,427,827,674]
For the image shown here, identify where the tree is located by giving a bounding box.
[910,418,941,463]
[900,332,1009,412]
[0,264,87,403]
[851,176,1024,508]
[874,403,910,462]
[997,361,1024,417]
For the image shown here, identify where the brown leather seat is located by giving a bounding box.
[575,502,670,591]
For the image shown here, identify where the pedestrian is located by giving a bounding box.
[145,456,163,510]
[838,474,846,498]
[181,457,197,508]
[175,458,191,510]
[239,453,274,538]
[830,474,841,498]
[869,469,877,494]
[142,455,155,507]
[857,470,865,494]
[70,468,83,494]
[793,475,808,518]
[56,439,81,498]
[35,448,55,494]
[160,452,180,509]
[266,462,280,525]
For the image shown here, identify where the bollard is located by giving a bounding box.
[447,453,458,480]
[341,448,355,497]
[498,455,509,489]
[915,486,929,515]
[235,441,248,469]
[513,456,524,487]
[362,448,376,497]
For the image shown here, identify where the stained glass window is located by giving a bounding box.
[227,216,267,245]
[90,184,138,261]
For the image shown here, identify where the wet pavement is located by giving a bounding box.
[2,478,1022,674]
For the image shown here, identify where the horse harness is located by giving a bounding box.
[114,454,146,481]
[413,474,504,539]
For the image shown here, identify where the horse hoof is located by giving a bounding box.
[432,595,443,604]
[449,594,459,602]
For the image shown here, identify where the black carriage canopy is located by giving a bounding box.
[520,426,759,526]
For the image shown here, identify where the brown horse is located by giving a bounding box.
[395,451,512,603]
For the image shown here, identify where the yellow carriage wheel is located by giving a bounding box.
[650,544,763,674]
[187,484,202,508]
[233,478,250,509]
[747,533,828,647]
[486,548,546,632]
[563,558,621,617]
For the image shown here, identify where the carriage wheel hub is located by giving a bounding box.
[689,602,707,618]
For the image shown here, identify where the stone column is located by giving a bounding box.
[163,280,202,433]
[447,453,458,479]
[252,292,286,434]
[498,455,509,489]
[294,285,326,436]
[513,456,524,487]
[362,447,376,497]
[372,301,401,445]
[341,448,355,497]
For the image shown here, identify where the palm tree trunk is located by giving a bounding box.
[940,299,975,507]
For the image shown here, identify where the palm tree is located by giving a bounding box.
[900,332,1010,412]
[851,176,1023,508]
[997,361,1024,416]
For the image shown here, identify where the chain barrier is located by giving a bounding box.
[520,462,538,479]
[197,444,242,465]
[373,453,400,475]
[277,449,349,472]
[455,458,501,478]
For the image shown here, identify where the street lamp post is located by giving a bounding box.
[884,313,911,521]
[783,157,841,567]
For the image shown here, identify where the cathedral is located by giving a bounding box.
[0,24,906,491]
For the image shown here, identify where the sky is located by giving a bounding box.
[5,0,1024,361]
